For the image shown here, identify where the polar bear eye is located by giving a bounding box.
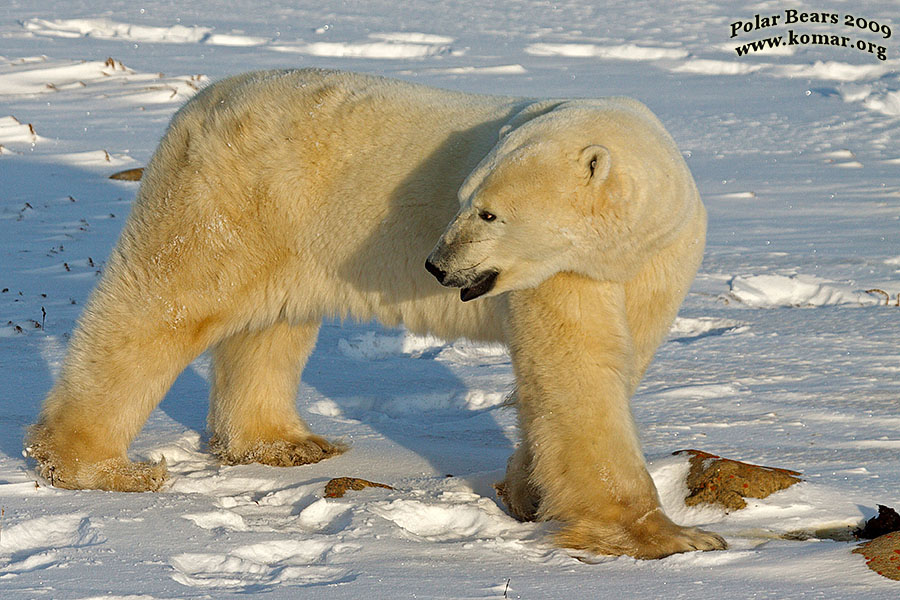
[479,211,497,222]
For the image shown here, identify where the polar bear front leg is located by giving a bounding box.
[505,273,725,559]
[208,320,345,466]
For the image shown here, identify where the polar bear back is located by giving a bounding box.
[124,69,696,343]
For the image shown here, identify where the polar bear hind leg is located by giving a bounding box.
[207,320,346,465]
[26,290,210,491]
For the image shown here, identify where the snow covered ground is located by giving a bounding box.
[1,1,899,597]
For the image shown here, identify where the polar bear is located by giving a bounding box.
[26,68,724,559]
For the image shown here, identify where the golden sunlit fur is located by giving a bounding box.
[27,69,723,558]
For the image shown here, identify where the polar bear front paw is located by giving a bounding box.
[559,509,726,560]
[210,434,347,467]
[494,477,540,522]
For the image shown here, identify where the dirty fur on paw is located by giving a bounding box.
[674,449,802,511]
[38,457,167,492]
[494,480,539,522]
[25,430,168,492]
[210,435,346,467]
[324,477,393,498]
[853,531,900,580]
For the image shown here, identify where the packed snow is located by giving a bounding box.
[1,0,899,598]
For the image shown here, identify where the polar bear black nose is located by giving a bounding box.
[424,259,447,284]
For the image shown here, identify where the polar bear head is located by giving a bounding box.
[425,99,699,301]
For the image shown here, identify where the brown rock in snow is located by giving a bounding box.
[675,449,802,511]
[324,477,393,498]
[853,532,900,581]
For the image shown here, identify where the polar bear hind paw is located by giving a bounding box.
[90,457,169,492]
[26,426,168,492]
[210,434,347,467]
[33,455,168,492]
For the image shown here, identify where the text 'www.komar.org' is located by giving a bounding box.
[731,9,891,61]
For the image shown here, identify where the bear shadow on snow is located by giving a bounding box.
[0,154,212,462]
[305,120,518,477]
[0,157,182,464]
[9,128,512,484]
[157,120,515,480]
[301,319,515,479]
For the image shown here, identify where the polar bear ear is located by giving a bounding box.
[580,145,611,185]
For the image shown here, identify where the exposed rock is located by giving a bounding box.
[853,532,900,581]
[856,505,900,539]
[324,476,393,498]
[109,167,143,181]
[675,449,802,511]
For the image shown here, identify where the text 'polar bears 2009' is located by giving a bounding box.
[730,10,891,60]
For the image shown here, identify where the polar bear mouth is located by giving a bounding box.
[460,269,499,302]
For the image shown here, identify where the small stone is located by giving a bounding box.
[109,167,144,181]
[324,476,393,498]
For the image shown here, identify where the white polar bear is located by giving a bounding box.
[26,69,723,559]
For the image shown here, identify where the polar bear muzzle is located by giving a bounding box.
[424,258,448,284]
[425,257,499,302]
[458,269,499,302]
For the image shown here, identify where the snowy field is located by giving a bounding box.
[1,1,899,597]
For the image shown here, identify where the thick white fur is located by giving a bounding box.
[27,69,723,558]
